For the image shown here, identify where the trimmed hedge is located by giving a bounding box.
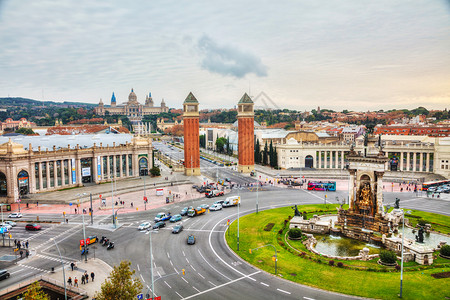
[440,245,450,256]
[380,250,397,264]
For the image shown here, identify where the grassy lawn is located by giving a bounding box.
[225,205,450,299]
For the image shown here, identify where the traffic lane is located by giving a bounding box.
[0,265,41,289]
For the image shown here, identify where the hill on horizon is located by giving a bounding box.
[0,97,96,107]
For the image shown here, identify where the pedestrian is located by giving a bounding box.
[36,201,39,207]
[26,203,29,208]
[85,272,89,283]
[131,202,133,207]
[26,240,29,249]
[22,241,25,249]
[71,262,75,271]
[68,277,72,286]
[81,275,85,284]
[90,271,95,282]
[66,218,69,224]
[14,239,17,247]
[74,277,78,287]
[17,240,21,250]
[26,250,29,258]
[75,208,77,214]
[20,250,23,258]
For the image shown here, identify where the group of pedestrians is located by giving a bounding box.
[14,239,30,258]
[67,262,95,288]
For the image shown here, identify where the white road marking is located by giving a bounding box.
[303,297,315,300]
[164,281,172,288]
[198,273,205,279]
[190,265,196,271]
[183,271,260,300]
[260,282,269,287]
[140,274,145,283]
[192,286,201,293]
[10,269,25,275]
[170,260,173,266]
[175,291,183,299]
[167,252,170,259]
[277,288,291,294]
[186,258,190,264]
[18,272,35,278]
[174,267,179,274]
[208,281,216,287]
[182,250,186,256]
[182,277,188,283]
[197,249,231,280]
[137,264,140,271]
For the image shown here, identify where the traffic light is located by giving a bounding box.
[249,249,252,254]
[63,211,65,215]
[272,256,277,262]
[182,269,185,275]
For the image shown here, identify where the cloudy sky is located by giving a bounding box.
[0,0,449,111]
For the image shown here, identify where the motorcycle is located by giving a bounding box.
[102,239,109,246]
[107,242,114,250]
[100,236,107,244]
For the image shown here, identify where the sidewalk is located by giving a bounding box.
[46,257,112,299]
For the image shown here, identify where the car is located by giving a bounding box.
[172,224,183,234]
[225,178,231,182]
[25,224,41,231]
[87,235,98,244]
[153,221,166,229]
[138,222,152,230]
[8,213,22,218]
[2,221,16,227]
[0,270,10,281]
[170,214,182,222]
[1,224,12,231]
[214,200,225,205]
[210,203,222,211]
[180,207,191,216]
[199,204,209,210]
[154,212,171,222]
[187,234,196,245]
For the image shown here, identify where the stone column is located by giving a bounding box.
[341,151,345,169]
[68,159,72,185]
[76,158,82,186]
[412,152,417,172]
[125,154,130,177]
[375,172,384,215]
[119,155,123,178]
[400,152,404,171]
[39,162,43,190]
[426,153,430,173]
[46,161,50,189]
[107,155,111,180]
[53,161,58,188]
[406,152,410,171]
[93,156,99,184]
[61,160,65,186]
[113,155,117,179]
[348,169,356,209]
[335,151,339,169]
[29,162,36,193]
[419,152,423,172]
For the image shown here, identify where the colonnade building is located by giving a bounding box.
[0,135,152,203]
[277,135,450,179]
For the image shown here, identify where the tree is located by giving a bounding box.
[262,142,268,165]
[23,281,49,300]
[199,134,206,148]
[215,137,227,153]
[273,146,278,168]
[15,127,35,135]
[254,139,260,164]
[269,140,274,167]
[150,166,161,177]
[95,260,143,300]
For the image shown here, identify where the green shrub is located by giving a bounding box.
[288,228,303,239]
[380,250,397,264]
[328,260,335,266]
[149,166,161,177]
[440,245,450,256]
[337,262,344,268]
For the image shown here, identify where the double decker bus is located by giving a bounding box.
[307,181,336,191]
[422,180,450,191]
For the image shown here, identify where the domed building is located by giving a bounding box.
[95,89,169,121]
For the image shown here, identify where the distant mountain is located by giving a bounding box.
[0,97,96,107]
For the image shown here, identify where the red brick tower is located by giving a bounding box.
[237,93,255,173]
[183,92,201,176]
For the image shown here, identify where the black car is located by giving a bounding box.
[172,224,183,234]
[0,270,10,281]
[153,221,166,229]
[187,234,195,245]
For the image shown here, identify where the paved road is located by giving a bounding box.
[2,185,447,299]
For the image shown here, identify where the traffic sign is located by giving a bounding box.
[137,293,143,300]
[69,203,73,206]
[80,239,85,246]
[86,238,90,245]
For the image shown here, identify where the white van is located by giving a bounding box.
[222,196,240,207]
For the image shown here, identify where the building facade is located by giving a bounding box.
[0,118,36,132]
[95,89,169,121]
[0,135,152,203]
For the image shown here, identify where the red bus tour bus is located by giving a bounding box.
[422,180,450,191]
[307,181,336,191]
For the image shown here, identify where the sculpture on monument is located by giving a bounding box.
[416,227,424,243]
[292,205,301,217]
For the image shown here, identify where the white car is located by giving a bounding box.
[210,203,222,211]
[1,224,12,231]
[8,213,22,218]
[2,221,16,227]
[138,222,151,231]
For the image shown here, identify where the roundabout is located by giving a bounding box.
[224,203,450,300]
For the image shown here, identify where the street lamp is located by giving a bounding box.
[143,175,147,211]
[149,228,155,300]
[233,184,243,251]
[250,244,278,275]
[400,208,405,298]
[77,193,88,262]
[255,170,259,214]
[51,238,67,300]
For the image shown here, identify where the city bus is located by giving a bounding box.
[422,180,450,191]
[307,181,336,191]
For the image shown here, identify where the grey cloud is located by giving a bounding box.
[197,35,267,78]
